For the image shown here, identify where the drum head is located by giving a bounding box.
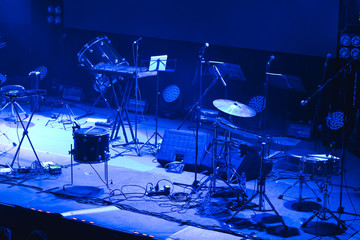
[76,127,108,136]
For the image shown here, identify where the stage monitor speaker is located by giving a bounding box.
[157,129,213,173]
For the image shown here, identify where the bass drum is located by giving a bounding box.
[73,127,110,163]
[77,36,123,69]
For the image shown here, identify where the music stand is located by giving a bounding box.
[139,55,176,154]
[266,73,305,93]
[209,61,246,82]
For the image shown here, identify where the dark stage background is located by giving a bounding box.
[0,0,359,134]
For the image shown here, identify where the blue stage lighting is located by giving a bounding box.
[248,95,266,113]
[162,85,180,104]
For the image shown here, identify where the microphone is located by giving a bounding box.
[300,99,308,106]
[267,55,275,65]
[133,37,143,44]
[199,42,209,58]
[213,65,226,87]
[325,53,332,66]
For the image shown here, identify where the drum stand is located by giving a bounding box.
[278,171,321,203]
[65,144,109,190]
[301,176,347,230]
[226,138,287,229]
[196,125,247,201]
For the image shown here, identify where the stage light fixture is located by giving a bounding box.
[47,5,54,14]
[162,84,181,104]
[47,15,54,24]
[352,36,360,47]
[160,84,183,118]
[339,47,350,58]
[351,48,360,59]
[340,34,351,46]
[55,6,62,14]
[339,33,360,60]
[326,111,344,130]
[248,95,266,113]
[54,16,62,25]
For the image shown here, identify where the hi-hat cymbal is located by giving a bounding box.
[213,99,256,117]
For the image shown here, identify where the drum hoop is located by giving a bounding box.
[74,127,109,136]
[77,36,109,63]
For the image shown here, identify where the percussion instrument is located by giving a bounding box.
[213,99,256,118]
[73,127,110,163]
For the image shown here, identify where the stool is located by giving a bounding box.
[0,85,28,121]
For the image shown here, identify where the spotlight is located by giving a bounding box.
[47,15,54,24]
[340,34,351,46]
[160,84,183,118]
[54,16,62,25]
[351,48,360,59]
[162,84,180,104]
[326,111,344,130]
[248,95,266,113]
[47,5,54,14]
[339,47,350,58]
[352,36,360,47]
[55,6,62,15]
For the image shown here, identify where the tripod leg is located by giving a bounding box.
[226,192,259,223]
[303,181,322,202]
[263,193,288,229]
[302,210,320,227]
[326,209,348,230]
[278,180,300,199]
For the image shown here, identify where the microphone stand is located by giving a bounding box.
[313,57,330,152]
[300,59,360,231]
[131,39,143,155]
[300,60,354,107]
[177,44,210,190]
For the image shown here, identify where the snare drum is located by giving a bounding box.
[73,127,110,163]
[300,156,339,176]
[77,36,123,69]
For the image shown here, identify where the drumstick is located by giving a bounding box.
[84,126,95,135]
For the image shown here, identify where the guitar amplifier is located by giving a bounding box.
[287,122,313,140]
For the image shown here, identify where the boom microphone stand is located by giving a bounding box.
[300,59,360,231]
[177,43,210,189]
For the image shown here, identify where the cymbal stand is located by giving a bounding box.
[10,94,43,169]
[226,137,287,229]
[196,124,247,202]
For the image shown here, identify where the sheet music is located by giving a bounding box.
[149,55,168,71]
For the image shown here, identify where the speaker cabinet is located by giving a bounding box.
[157,129,213,172]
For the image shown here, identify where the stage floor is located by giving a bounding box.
[0,97,359,239]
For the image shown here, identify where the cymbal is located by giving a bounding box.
[213,99,256,118]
